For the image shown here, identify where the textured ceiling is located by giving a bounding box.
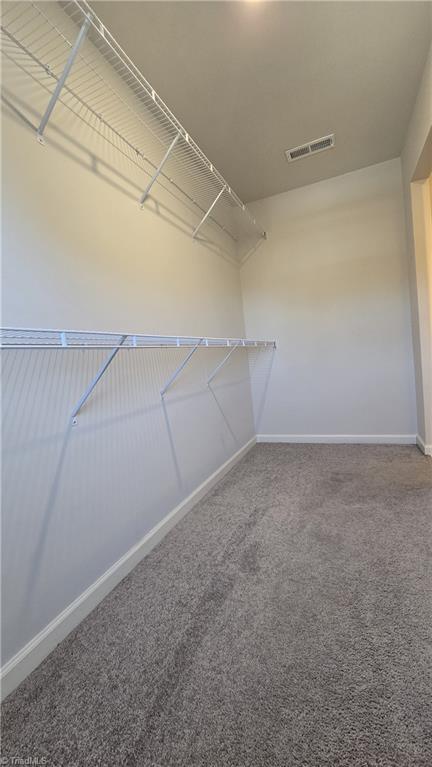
[94,1,432,202]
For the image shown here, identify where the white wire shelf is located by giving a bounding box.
[0,0,266,244]
[0,327,275,350]
[1,327,276,421]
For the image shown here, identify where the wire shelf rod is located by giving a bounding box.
[0,327,276,350]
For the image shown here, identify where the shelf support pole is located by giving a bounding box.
[36,14,92,144]
[192,186,226,239]
[161,338,204,398]
[140,132,181,205]
[207,341,241,385]
[71,335,128,424]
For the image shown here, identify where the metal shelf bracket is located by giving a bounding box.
[207,340,241,385]
[160,338,204,397]
[71,334,127,424]
[139,132,181,206]
[192,186,226,239]
[36,13,92,145]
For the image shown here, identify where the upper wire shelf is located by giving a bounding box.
[0,0,266,244]
[0,328,276,350]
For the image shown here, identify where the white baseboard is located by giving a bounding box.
[257,434,417,445]
[0,437,256,701]
[416,434,432,456]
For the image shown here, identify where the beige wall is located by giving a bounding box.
[1,3,257,670]
[1,63,242,334]
[2,104,243,335]
[401,42,432,452]
[241,159,417,440]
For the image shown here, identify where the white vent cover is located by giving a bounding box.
[285,134,335,163]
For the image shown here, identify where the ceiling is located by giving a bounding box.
[94,1,432,203]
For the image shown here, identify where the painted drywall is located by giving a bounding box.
[1,3,259,668]
[401,42,432,450]
[241,159,417,439]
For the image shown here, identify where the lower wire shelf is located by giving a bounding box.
[0,327,275,350]
[1,327,276,423]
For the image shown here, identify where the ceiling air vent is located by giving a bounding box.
[285,133,335,163]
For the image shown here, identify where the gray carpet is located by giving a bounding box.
[2,444,432,766]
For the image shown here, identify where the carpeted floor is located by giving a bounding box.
[2,444,432,766]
